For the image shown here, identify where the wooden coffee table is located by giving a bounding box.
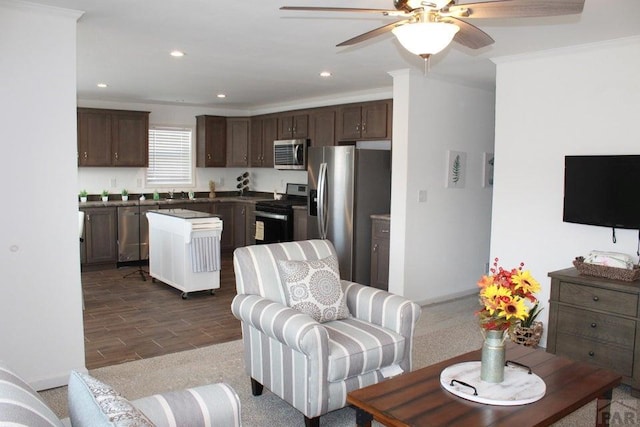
[347,343,621,427]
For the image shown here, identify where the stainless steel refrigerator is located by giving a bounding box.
[307,146,391,285]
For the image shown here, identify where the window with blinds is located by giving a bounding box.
[146,127,193,186]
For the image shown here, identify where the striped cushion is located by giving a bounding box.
[324,318,405,382]
[131,383,241,427]
[0,361,64,427]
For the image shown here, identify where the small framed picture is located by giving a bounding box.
[446,150,466,188]
[482,152,494,188]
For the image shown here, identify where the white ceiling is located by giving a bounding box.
[27,0,640,110]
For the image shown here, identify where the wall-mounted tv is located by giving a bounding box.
[563,155,640,230]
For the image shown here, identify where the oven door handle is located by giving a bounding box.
[255,210,289,221]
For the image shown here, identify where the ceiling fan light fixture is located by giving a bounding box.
[392,21,459,56]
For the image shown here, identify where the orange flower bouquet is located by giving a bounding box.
[477,258,541,332]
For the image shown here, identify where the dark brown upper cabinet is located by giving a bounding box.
[308,107,337,147]
[196,115,227,167]
[226,118,250,167]
[78,108,149,167]
[336,100,392,142]
[250,115,277,167]
[278,113,308,140]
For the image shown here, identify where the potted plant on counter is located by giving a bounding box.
[121,189,129,201]
[101,190,109,202]
[79,190,88,203]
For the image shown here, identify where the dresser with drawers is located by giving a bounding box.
[547,268,640,396]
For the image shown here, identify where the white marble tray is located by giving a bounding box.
[440,361,546,406]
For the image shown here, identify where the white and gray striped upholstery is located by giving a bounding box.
[232,240,421,420]
[0,361,63,427]
[0,359,241,427]
[132,382,241,427]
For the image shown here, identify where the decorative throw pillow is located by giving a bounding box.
[277,255,350,323]
[68,370,155,427]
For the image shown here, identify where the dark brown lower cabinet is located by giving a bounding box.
[82,207,117,266]
[213,202,235,253]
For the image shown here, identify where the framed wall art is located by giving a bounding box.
[446,150,467,189]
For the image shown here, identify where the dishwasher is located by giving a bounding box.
[117,204,157,264]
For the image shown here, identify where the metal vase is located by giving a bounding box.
[481,329,506,383]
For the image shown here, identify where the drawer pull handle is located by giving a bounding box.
[588,351,595,357]
[592,296,599,302]
[590,322,597,328]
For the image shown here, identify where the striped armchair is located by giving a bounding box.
[231,240,421,427]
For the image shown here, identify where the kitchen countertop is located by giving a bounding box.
[147,208,222,219]
[79,195,271,208]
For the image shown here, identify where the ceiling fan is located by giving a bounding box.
[280,0,585,59]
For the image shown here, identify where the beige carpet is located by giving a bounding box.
[41,295,636,426]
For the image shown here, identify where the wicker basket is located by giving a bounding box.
[509,321,543,347]
[573,257,640,282]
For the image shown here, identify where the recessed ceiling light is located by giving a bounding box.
[97,83,108,88]
[217,93,226,99]
[170,50,185,57]
[320,71,332,78]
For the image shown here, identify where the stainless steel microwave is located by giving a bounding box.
[273,139,307,170]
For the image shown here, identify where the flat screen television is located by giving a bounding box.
[563,155,640,229]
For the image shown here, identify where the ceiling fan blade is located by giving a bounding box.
[447,17,494,49]
[450,0,585,19]
[280,6,395,14]
[337,19,411,47]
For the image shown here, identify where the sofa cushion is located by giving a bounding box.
[277,255,350,323]
[0,361,64,427]
[324,317,405,382]
[67,370,154,427]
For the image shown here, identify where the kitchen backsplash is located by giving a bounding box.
[78,166,307,196]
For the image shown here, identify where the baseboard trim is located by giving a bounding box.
[416,288,477,307]
[33,366,88,391]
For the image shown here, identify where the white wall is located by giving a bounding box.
[491,36,640,347]
[388,69,495,304]
[0,1,86,389]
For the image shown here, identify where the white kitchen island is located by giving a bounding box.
[147,209,223,299]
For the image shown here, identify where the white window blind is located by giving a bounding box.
[147,127,193,186]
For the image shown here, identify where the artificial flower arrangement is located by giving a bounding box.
[477,258,541,331]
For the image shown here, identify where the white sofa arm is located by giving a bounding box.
[131,382,241,427]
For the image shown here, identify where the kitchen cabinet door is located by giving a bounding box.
[250,117,263,167]
[226,118,250,167]
[361,101,390,139]
[308,107,336,147]
[246,203,256,246]
[196,115,226,167]
[112,112,149,166]
[78,109,112,166]
[337,105,363,141]
[250,116,277,167]
[213,202,235,253]
[83,207,118,265]
[234,202,247,249]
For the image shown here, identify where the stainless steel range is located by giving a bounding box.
[254,183,307,244]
